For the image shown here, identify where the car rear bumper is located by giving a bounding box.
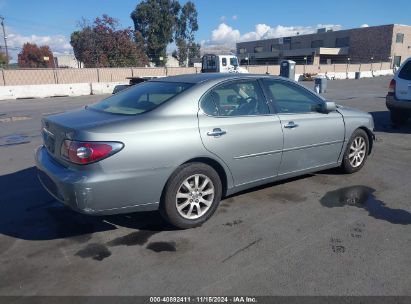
[386,95,411,110]
[35,145,160,215]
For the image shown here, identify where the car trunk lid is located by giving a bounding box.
[41,107,132,162]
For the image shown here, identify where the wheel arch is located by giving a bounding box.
[358,126,374,155]
[181,157,229,197]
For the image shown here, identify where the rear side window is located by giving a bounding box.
[398,61,411,80]
[89,81,193,115]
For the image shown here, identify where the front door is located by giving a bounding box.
[262,79,345,175]
[198,79,284,186]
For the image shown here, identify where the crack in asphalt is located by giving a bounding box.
[222,238,262,263]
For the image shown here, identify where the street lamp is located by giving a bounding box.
[245,56,249,70]
[346,57,351,77]
[304,56,307,74]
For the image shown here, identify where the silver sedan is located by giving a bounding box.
[35,73,375,228]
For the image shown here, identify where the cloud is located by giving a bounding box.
[202,23,342,52]
[210,23,241,44]
[360,24,369,28]
[219,16,226,22]
[3,26,72,62]
[232,15,238,21]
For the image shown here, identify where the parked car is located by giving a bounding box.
[36,74,375,228]
[386,57,411,124]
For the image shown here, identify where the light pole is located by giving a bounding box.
[346,57,351,77]
[0,15,9,67]
[245,56,249,71]
[370,56,374,73]
[304,56,307,74]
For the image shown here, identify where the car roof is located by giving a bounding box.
[149,73,282,84]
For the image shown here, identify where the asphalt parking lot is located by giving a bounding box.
[0,76,410,296]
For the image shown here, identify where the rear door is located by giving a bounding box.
[198,79,283,186]
[395,59,411,101]
[262,79,345,175]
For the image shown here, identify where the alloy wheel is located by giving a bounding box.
[175,174,215,219]
[348,136,366,168]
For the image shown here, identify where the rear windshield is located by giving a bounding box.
[398,61,411,80]
[89,81,194,115]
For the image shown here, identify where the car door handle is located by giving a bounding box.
[284,121,298,129]
[207,128,227,137]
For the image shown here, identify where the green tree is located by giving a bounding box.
[18,43,54,68]
[0,51,8,67]
[175,1,199,66]
[70,15,149,68]
[131,0,180,67]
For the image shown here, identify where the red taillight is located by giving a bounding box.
[388,79,396,96]
[60,140,123,165]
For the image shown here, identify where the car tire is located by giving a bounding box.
[341,129,370,174]
[160,162,222,229]
[390,110,409,125]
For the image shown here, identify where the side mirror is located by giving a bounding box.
[324,101,337,113]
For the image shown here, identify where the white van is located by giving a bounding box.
[201,54,248,74]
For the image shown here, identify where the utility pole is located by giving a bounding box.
[0,15,9,67]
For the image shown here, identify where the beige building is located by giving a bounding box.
[236,24,411,67]
[54,54,83,68]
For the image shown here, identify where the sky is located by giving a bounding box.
[1,0,411,61]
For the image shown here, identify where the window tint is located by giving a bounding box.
[222,58,227,66]
[264,80,324,113]
[89,82,193,115]
[202,80,269,116]
[398,60,411,80]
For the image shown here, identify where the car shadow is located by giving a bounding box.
[0,167,175,241]
[370,111,411,134]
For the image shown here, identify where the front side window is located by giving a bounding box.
[230,57,239,67]
[89,81,193,115]
[263,80,324,114]
[201,80,269,116]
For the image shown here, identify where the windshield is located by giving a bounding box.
[230,57,239,67]
[89,81,194,115]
